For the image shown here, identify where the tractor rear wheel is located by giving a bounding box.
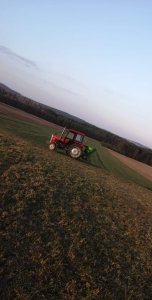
[68,144,82,159]
[49,143,56,151]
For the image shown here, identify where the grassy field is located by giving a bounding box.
[0,113,152,191]
[0,113,55,145]
[88,139,152,190]
[1,112,152,299]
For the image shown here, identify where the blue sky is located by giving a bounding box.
[0,0,152,148]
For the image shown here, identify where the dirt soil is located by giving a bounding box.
[0,102,61,130]
[108,148,152,182]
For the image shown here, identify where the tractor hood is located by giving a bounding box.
[50,134,64,143]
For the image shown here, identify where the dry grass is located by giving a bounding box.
[1,131,152,299]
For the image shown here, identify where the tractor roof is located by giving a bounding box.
[69,128,85,136]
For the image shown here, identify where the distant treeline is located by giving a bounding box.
[0,83,152,166]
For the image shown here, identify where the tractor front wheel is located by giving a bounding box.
[68,145,82,159]
[49,143,56,151]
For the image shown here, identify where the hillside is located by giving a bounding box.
[0,82,87,124]
[1,109,152,299]
[0,82,152,166]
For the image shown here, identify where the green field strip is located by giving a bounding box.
[0,114,54,145]
[92,140,152,190]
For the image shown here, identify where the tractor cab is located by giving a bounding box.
[62,128,85,144]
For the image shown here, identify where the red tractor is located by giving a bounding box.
[49,127,95,159]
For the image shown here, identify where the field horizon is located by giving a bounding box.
[1,84,152,167]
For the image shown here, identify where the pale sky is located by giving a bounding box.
[0,0,152,148]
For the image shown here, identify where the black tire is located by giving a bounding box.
[49,143,56,151]
[67,144,82,159]
[82,154,88,160]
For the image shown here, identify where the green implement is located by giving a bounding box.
[84,146,96,157]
